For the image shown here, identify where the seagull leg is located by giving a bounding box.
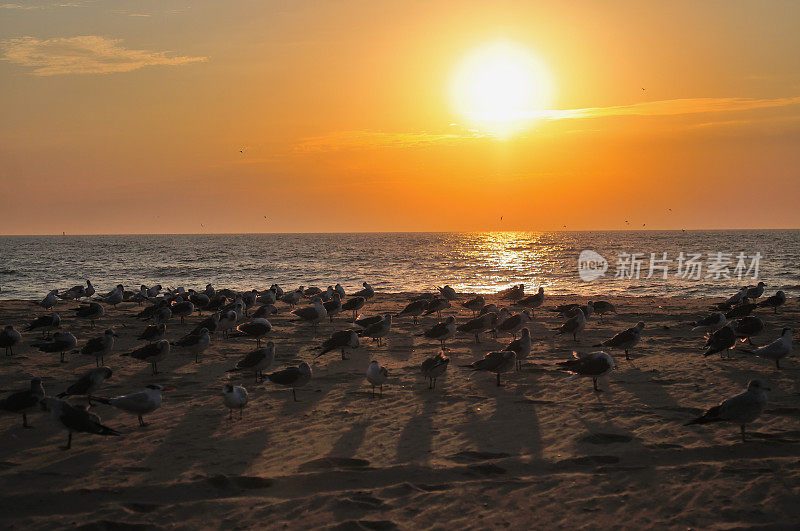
[741,425,746,442]
[229,408,232,420]
[371,385,375,398]
[593,378,603,392]
[380,384,383,398]
[496,372,501,387]
[776,359,781,369]
[240,407,244,420]
[625,349,630,361]
[22,412,30,428]
[138,415,147,427]
[292,389,298,402]
[62,432,72,450]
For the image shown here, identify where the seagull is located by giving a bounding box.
[566,301,594,321]
[138,323,167,343]
[233,318,272,347]
[228,342,275,382]
[256,289,277,306]
[281,290,302,308]
[756,290,786,313]
[456,313,494,344]
[732,316,764,345]
[437,285,457,301]
[25,314,60,338]
[395,299,427,325]
[78,329,117,366]
[173,328,211,363]
[323,293,342,322]
[702,322,737,358]
[685,380,769,442]
[500,284,524,301]
[423,298,451,319]
[98,285,123,308]
[359,314,392,346]
[122,339,170,375]
[222,384,248,420]
[189,292,211,313]
[0,325,21,356]
[303,286,322,298]
[171,299,195,324]
[558,351,614,392]
[73,302,105,328]
[743,327,792,369]
[423,316,456,349]
[342,296,366,320]
[504,327,532,370]
[32,331,77,363]
[725,299,756,319]
[252,304,278,319]
[462,351,516,387]
[461,295,485,317]
[218,309,238,339]
[334,284,346,298]
[366,360,389,397]
[515,287,545,317]
[58,367,113,404]
[745,281,766,302]
[40,397,119,450]
[596,321,644,360]
[267,362,312,401]
[420,352,449,389]
[59,283,86,301]
[711,288,748,311]
[691,312,726,333]
[314,330,359,360]
[1,378,45,428]
[591,300,616,320]
[292,298,327,334]
[39,289,59,310]
[497,309,532,339]
[92,384,170,427]
[353,282,375,300]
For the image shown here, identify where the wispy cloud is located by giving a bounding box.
[0,36,206,75]
[527,96,800,121]
[293,129,489,153]
[1,3,41,9]
[296,96,800,153]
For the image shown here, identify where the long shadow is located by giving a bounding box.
[328,421,368,459]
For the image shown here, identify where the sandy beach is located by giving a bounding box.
[1,293,798,529]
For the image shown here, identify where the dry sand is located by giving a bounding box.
[1,293,799,529]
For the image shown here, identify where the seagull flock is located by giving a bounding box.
[0,279,792,449]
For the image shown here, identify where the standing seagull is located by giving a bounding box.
[505,327,532,370]
[596,321,644,360]
[25,314,60,338]
[360,314,392,347]
[437,285,457,301]
[691,312,726,333]
[1,378,45,428]
[366,360,389,397]
[73,302,105,328]
[685,380,769,442]
[423,316,456,349]
[516,287,545,317]
[420,352,449,389]
[314,330,359,360]
[323,293,342,322]
[138,323,167,343]
[732,316,765,346]
[122,339,170,375]
[0,325,21,356]
[558,351,614,392]
[40,397,119,450]
[745,282,766,302]
[457,313,494,344]
[228,342,276,382]
[423,298,451,319]
[172,328,211,363]
[267,362,312,401]
[462,351,516,386]
[757,290,786,313]
[32,331,77,363]
[292,298,327,335]
[222,384,248,420]
[353,282,375,300]
[57,367,113,405]
[78,329,117,366]
[92,384,169,427]
[342,296,366,321]
[743,328,793,369]
[553,308,586,342]
[396,299,427,325]
[702,322,737,358]
[461,295,485,317]
[39,290,59,310]
[497,309,532,339]
[234,318,272,347]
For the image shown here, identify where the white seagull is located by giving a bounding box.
[222,384,249,420]
[685,380,769,442]
[366,360,389,397]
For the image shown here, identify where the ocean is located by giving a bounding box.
[0,231,798,300]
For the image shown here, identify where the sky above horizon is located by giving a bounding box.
[1,0,799,234]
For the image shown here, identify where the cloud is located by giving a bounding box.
[1,3,41,8]
[529,96,800,121]
[293,129,489,153]
[0,35,207,75]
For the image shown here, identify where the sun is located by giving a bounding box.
[450,41,553,134]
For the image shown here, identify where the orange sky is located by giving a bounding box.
[1,0,799,234]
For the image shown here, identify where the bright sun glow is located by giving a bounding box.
[450,41,553,134]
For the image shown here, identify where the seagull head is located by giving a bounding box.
[746,379,770,392]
